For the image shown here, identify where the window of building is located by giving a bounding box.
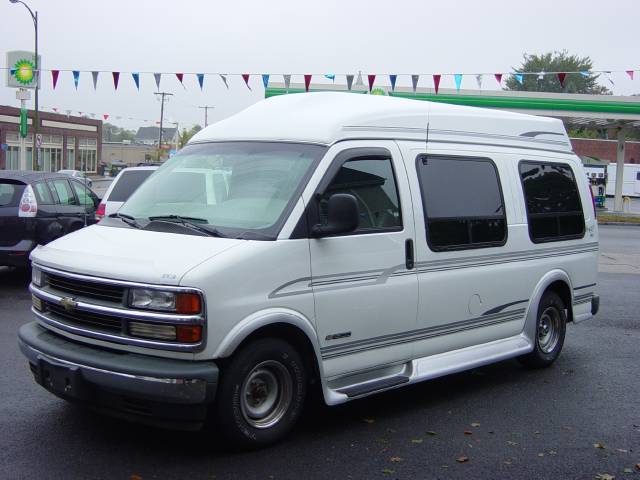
[66,137,75,169]
[320,157,402,233]
[416,155,507,251]
[78,138,97,173]
[49,179,78,206]
[519,161,585,243]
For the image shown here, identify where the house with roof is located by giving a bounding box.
[134,126,178,147]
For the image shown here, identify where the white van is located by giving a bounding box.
[20,93,599,448]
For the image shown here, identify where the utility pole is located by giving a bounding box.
[154,92,173,159]
[198,105,214,127]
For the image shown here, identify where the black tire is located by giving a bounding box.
[518,291,567,368]
[216,338,307,449]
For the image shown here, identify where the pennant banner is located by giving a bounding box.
[304,74,312,92]
[242,74,251,90]
[627,70,635,80]
[514,73,524,84]
[112,71,120,90]
[389,74,397,92]
[454,73,463,92]
[411,74,419,93]
[475,74,483,89]
[92,71,99,90]
[175,72,184,85]
[283,74,291,92]
[494,73,503,86]
[346,74,354,91]
[324,74,335,81]
[72,70,80,90]
[367,74,375,92]
[262,74,270,89]
[132,72,140,91]
[433,74,441,94]
[557,72,567,88]
[154,73,161,89]
[103,114,109,120]
[355,71,363,87]
[219,74,229,89]
[197,73,204,90]
[51,70,60,89]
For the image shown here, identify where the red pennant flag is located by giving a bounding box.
[175,73,184,84]
[626,70,634,80]
[52,107,58,113]
[557,72,567,87]
[112,72,120,90]
[367,74,376,92]
[103,114,109,120]
[242,74,251,90]
[433,74,441,94]
[304,74,312,92]
[51,70,60,89]
[494,73,503,85]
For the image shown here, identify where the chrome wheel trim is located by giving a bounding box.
[538,306,561,353]
[240,360,293,429]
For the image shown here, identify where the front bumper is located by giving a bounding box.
[0,240,36,267]
[18,322,219,429]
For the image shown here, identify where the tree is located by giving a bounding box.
[102,122,136,142]
[505,51,611,95]
[178,125,203,148]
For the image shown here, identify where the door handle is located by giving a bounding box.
[405,238,415,270]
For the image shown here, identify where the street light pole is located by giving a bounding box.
[154,92,173,160]
[9,0,39,169]
[198,105,214,127]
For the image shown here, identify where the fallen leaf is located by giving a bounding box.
[390,456,402,463]
[549,450,557,455]
[616,449,628,453]
[624,468,633,473]
[471,422,481,427]
[362,418,375,424]
[595,474,615,480]
[411,439,423,444]
[504,460,512,465]
[441,465,449,469]
[381,469,395,475]
[456,455,469,463]
[538,453,545,458]
[426,431,438,436]
[464,430,473,436]
[636,464,640,471]
[507,441,518,446]
[594,442,606,449]
[534,431,541,435]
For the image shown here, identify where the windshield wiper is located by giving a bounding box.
[147,215,225,237]
[108,212,141,229]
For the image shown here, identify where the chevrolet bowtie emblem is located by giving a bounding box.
[60,297,78,312]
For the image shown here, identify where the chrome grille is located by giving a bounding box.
[45,273,126,304]
[45,301,123,333]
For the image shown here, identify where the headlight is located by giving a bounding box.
[31,267,43,287]
[128,288,202,314]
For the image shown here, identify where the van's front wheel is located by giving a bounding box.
[216,338,306,449]
[518,291,567,368]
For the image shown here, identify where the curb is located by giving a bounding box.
[598,221,640,227]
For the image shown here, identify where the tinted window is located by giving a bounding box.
[109,170,154,202]
[417,155,506,250]
[519,161,585,243]
[33,182,54,204]
[0,182,24,207]
[321,158,402,232]
[70,181,94,207]
[50,179,78,206]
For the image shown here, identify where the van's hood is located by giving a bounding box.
[31,224,244,285]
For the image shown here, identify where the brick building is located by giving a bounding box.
[0,105,102,173]
[571,138,640,164]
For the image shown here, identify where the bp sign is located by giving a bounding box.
[6,51,41,89]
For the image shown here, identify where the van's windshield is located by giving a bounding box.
[118,142,326,240]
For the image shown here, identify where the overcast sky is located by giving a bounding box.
[2,0,638,132]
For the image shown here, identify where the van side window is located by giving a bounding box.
[416,155,506,251]
[519,161,585,243]
[320,158,402,233]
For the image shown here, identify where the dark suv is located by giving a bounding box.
[0,171,99,268]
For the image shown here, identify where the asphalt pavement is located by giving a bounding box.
[1,226,638,480]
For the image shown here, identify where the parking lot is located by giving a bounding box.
[0,225,638,480]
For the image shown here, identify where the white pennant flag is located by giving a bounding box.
[355,71,364,87]
[154,73,161,90]
[538,71,545,81]
[283,74,291,92]
[219,74,229,89]
[475,74,483,90]
[605,71,615,86]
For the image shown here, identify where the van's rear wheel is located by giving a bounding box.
[216,338,306,449]
[518,291,567,368]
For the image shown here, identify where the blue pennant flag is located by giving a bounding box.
[514,73,524,84]
[131,72,140,90]
[73,70,80,90]
[389,75,397,91]
[10,68,16,76]
[262,74,270,89]
[454,74,463,91]
[324,74,336,81]
[197,73,204,90]
[579,71,590,77]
